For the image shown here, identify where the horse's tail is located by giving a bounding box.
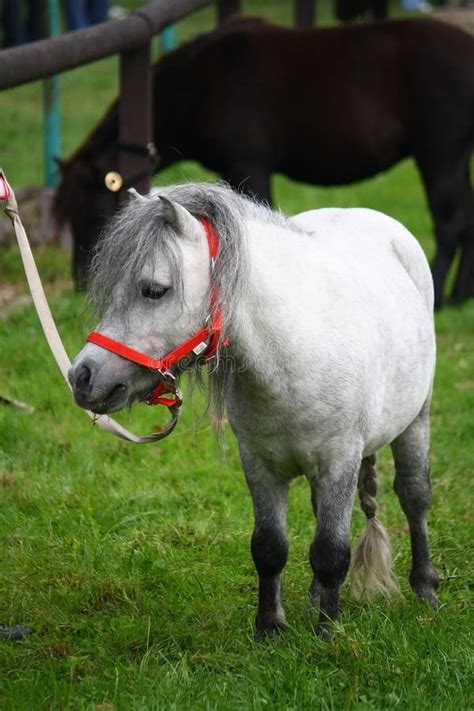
[349,455,401,599]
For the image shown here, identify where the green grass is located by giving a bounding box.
[0,1,473,709]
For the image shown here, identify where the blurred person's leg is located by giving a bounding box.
[63,0,87,30]
[2,0,25,46]
[401,0,431,11]
[86,0,108,23]
[26,0,48,41]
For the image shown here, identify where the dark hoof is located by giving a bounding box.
[415,588,439,609]
[411,567,439,609]
[255,621,285,641]
[315,621,335,641]
[0,624,33,641]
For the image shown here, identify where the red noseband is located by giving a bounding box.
[86,216,226,410]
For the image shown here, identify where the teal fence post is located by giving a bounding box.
[160,26,176,52]
[43,0,61,187]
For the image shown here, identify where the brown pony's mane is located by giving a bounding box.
[67,103,119,164]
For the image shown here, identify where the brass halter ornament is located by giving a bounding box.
[104,171,123,192]
[104,141,159,193]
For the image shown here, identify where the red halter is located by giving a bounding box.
[86,217,225,409]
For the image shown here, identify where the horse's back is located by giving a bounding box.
[184,17,474,181]
[292,207,434,314]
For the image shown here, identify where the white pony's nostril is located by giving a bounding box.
[74,363,92,393]
[109,383,126,398]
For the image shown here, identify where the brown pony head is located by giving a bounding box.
[53,105,121,289]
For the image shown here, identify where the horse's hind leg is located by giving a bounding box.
[308,457,359,636]
[450,188,474,303]
[416,153,472,307]
[239,445,289,639]
[390,400,439,607]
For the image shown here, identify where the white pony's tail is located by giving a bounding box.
[349,455,402,599]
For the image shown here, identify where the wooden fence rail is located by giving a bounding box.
[0,0,213,89]
[0,0,315,205]
[0,0,216,199]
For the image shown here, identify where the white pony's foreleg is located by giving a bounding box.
[239,444,290,639]
[308,459,359,636]
[349,455,401,599]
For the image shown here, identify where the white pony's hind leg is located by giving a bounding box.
[391,399,439,607]
[349,455,401,599]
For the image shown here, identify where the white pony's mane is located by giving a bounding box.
[89,181,305,324]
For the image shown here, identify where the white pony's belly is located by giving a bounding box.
[292,206,436,448]
[359,273,435,453]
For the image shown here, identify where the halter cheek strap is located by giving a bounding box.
[86,217,226,417]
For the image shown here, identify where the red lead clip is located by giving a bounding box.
[0,171,11,205]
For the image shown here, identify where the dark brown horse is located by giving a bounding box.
[54,16,474,306]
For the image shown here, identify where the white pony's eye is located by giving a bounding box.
[141,283,169,300]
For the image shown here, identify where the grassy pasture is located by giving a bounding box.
[0,1,473,708]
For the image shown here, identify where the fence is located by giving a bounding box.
[0,0,316,201]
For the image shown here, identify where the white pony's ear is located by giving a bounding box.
[159,195,202,242]
[128,187,146,201]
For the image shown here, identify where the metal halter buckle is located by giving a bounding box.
[192,341,209,357]
[158,370,176,386]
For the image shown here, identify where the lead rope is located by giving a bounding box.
[0,169,180,444]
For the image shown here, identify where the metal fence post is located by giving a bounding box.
[119,43,153,199]
[43,0,61,187]
[161,25,176,50]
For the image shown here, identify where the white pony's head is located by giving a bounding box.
[68,191,212,414]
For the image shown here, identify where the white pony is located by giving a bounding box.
[69,183,439,638]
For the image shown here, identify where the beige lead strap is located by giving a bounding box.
[1,170,180,444]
